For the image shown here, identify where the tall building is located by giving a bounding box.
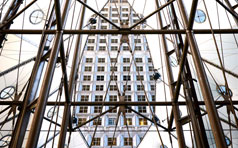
[76,0,156,147]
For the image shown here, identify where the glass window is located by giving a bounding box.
[123,85,131,91]
[83,75,91,81]
[110,85,117,91]
[124,118,132,125]
[112,8,118,11]
[112,14,119,17]
[94,106,102,113]
[110,66,117,72]
[124,138,133,146]
[151,85,155,91]
[85,66,92,72]
[149,66,154,71]
[82,85,90,91]
[96,75,104,81]
[109,95,117,102]
[98,58,105,63]
[110,75,117,81]
[101,26,107,29]
[111,46,118,51]
[90,26,96,29]
[81,95,89,102]
[88,39,95,43]
[122,13,128,17]
[100,39,106,43]
[108,118,116,125]
[138,95,145,101]
[95,95,103,102]
[98,66,105,72]
[87,46,94,51]
[93,118,102,125]
[139,118,148,125]
[123,46,129,51]
[101,19,107,23]
[123,75,131,81]
[134,39,141,43]
[78,118,87,125]
[112,19,118,23]
[194,9,206,23]
[148,58,152,63]
[123,66,130,72]
[122,8,128,11]
[79,106,88,113]
[109,106,117,113]
[111,39,118,43]
[138,106,147,113]
[137,75,144,81]
[152,95,155,102]
[135,58,143,63]
[123,58,130,63]
[96,85,104,91]
[102,13,108,17]
[137,85,144,91]
[86,58,93,63]
[92,138,101,146]
[136,66,143,71]
[102,8,108,11]
[125,95,131,101]
[110,58,117,63]
[99,46,106,51]
[108,137,117,146]
[135,46,141,51]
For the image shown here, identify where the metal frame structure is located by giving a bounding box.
[0,0,238,147]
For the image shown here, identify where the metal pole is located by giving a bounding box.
[176,0,227,147]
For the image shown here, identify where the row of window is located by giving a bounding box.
[78,116,148,126]
[84,57,152,63]
[91,137,132,146]
[82,74,155,81]
[88,38,142,44]
[80,95,155,102]
[87,45,143,51]
[81,84,155,91]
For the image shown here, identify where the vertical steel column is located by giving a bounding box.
[25,0,71,147]
[155,1,186,147]
[176,0,227,147]
[57,0,87,147]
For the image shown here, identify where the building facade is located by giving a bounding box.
[76,0,156,147]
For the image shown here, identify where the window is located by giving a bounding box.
[88,39,95,43]
[99,46,106,51]
[148,58,152,63]
[98,58,105,63]
[137,75,144,81]
[123,66,130,72]
[95,95,103,102]
[96,85,104,91]
[123,85,131,91]
[149,66,154,71]
[90,26,96,29]
[123,46,129,51]
[85,66,92,72]
[112,14,119,17]
[139,118,148,125]
[98,66,105,72]
[79,106,88,113]
[99,39,106,43]
[124,118,132,125]
[101,19,107,23]
[123,58,130,63]
[136,66,143,71]
[110,66,117,72]
[94,106,102,113]
[112,19,118,23]
[109,106,117,113]
[133,19,139,23]
[87,46,94,51]
[124,138,133,146]
[110,75,117,81]
[102,8,108,11]
[138,106,147,113]
[125,95,131,101]
[138,95,145,101]
[122,13,128,17]
[108,118,116,125]
[194,9,206,23]
[102,13,108,17]
[135,46,141,51]
[123,75,131,81]
[110,58,117,63]
[111,39,118,43]
[83,75,91,81]
[112,8,118,11]
[152,95,155,102]
[93,118,102,125]
[151,85,155,91]
[110,85,117,91]
[109,95,117,102]
[135,58,143,63]
[108,138,117,146]
[78,118,87,125]
[122,8,129,11]
[111,46,118,51]
[81,95,89,102]
[92,138,101,146]
[134,39,141,43]
[82,85,90,91]
[86,58,93,63]
[149,75,154,81]
[137,85,144,91]
[101,26,107,29]
[96,75,104,81]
